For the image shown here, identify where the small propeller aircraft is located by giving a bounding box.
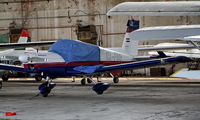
[0,31,191,96]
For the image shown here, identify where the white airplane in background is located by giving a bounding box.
[0,29,29,62]
[0,29,55,64]
[107,1,200,79]
[0,30,55,82]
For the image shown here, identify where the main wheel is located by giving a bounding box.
[87,78,92,83]
[96,91,103,95]
[81,78,86,85]
[2,74,9,82]
[113,76,119,83]
[35,75,43,82]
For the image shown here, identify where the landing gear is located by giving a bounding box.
[38,77,56,97]
[72,76,75,82]
[87,78,92,83]
[2,74,9,82]
[110,73,120,83]
[81,77,93,85]
[113,76,119,83]
[81,78,86,85]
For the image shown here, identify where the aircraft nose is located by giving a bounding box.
[19,54,29,63]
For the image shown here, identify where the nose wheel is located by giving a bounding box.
[38,77,56,97]
[2,73,9,82]
[113,76,119,83]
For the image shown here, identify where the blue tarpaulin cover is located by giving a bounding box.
[73,65,104,73]
[48,39,100,63]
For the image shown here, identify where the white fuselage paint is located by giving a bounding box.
[1,31,140,63]
[18,46,135,63]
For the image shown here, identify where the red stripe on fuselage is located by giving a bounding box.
[23,61,135,68]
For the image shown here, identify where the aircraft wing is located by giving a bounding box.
[183,35,200,42]
[0,64,25,72]
[107,1,200,16]
[0,41,55,49]
[95,56,191,73]
[74,56,191,74]
[149,51,200,59]
[131,25,200,41]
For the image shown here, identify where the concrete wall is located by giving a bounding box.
[0,0,199,48]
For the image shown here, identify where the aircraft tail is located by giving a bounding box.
[18,29,29,43]
[122,32,138,56]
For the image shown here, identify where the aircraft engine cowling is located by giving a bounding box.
[19,54,30,63]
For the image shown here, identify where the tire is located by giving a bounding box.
[2,74,9,82]
[81,78,86,85]
[42,88,51,97]
[39,82,51,97]
[96,91,103,95]
[35,75,43,82]
[87,78,92,83]
[113,77,119,83]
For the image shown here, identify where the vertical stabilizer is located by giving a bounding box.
[18,29,29,43]
[122,32,138,56]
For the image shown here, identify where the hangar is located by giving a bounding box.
[0,0,200,119]
[0,0,200,77]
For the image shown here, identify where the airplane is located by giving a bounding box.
[147,37,200,79]
[107,1,200,80]
[13,28,194,83]
[127,25,200,79]
[0,40,191,96]
[0,32,192,97]
[0,30,54,82]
